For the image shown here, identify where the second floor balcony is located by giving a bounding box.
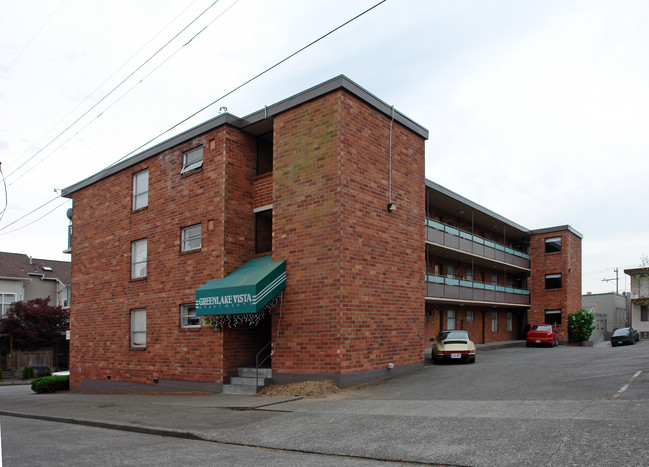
[426,274,530,307]
[426,219,530,271]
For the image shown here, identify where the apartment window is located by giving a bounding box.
[257,133,273,175]
[545,236,562,253]
[180,304,200,328]
[131,309,146,348]
[255,209,272,253]
[507,312,512,331]
[545,309,562,325]
[447,265,456,279]
[466,310,474,323]
[491,311,498,333]
[447,310,456,330]
[181,224,201,252]
[133,170,149,210]
[641,305,648,322]
[466,270,473,281]
[492,273,498,285]
[545,273,562,290]
[1,293,15,317]
[181,146,203,174]
[131,239,147,279]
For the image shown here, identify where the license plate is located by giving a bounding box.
[451,353,461,359]
[535,340,541,343]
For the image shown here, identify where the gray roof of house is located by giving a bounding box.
[0,251,71,284]
[62,75,429,197]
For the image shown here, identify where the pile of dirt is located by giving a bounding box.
[254,380,339,398]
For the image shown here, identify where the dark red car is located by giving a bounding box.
[526,324,558,347]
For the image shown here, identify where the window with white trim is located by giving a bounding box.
[180,304,200,328]
[181,224,201,252]
[181,146,203,174]
[466,310,474,323]
[131,309,146,348]
[491,311,498,333]
[131,239,147,279]
[133,170,149,210]
[1,293,16,317]
[447,309,456,330]
[507,312,512,331]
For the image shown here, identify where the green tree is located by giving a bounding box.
[568,308,595,342]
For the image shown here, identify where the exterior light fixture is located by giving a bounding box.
[387,203,397,212]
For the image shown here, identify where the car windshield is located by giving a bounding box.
[532,325,552,332]
[612,328,629,337]
[438,331,469,341]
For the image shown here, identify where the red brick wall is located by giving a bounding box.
[68,125,258,389]
[271,90,425,381]
[529,229,582,342]
[254,173,273,209]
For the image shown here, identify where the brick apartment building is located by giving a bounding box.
[62,75,581,392]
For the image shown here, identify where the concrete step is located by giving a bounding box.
[229,376,271,386]
[222,383,263,395]
[238,367,272,378]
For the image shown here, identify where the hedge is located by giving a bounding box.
[30,375,70,394]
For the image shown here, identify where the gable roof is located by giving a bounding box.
[0,252,71,284]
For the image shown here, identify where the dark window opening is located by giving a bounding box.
[641,305,648,322]
[545,310,562,325]
[545,273,562,290]
[255,209,272,253]
[256,133,273,175]
[545,236,562,253]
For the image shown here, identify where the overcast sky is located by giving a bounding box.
[1,0,647,295]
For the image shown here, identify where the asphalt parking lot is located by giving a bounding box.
[1,340,648,466]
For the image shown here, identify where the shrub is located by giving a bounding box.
[22,366,34,379]
[568,308,596,342]
[36,366,51,378]
[30,375,70,394]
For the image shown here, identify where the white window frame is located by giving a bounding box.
[447,309,456,330]
[181,224,202,252]
[1,293,16,317]
[545,273,562,290]
[131,239,147,279]
[545,236,562,253]
[491,311,498,333]
[507,312,512,331]
[131,309,146,348]
[447,265,456,279]
[181,146,203,174]
[180,304,200,328]
[466,310,474,323]
[133,170,149,210]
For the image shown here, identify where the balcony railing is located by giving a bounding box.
[426,219,530,269]
[426,274,530,306]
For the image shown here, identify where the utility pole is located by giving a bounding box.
[602,267,619,295]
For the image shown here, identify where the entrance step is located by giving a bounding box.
[222,367,272,395]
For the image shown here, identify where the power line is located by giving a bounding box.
[7,0,241,188]
[6,0,204,177]
[109,0,388,169]
[0,195,61,232]
[0,163,8,223]
[0,0,66,79]
[0,199,70,236]
[5,0,227,182]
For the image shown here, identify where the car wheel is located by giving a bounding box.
[468,357,475,364]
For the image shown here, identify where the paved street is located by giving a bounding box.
[1,340,648,466]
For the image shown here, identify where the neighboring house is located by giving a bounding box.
[61,75,582,393]
[582,292,630,339]
[624,267,649,338]
[0,251,71,370]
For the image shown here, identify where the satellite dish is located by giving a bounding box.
[66,208,73,220]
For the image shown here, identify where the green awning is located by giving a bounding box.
[195,256,286,316]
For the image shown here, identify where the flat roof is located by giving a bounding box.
[62,75,429,197]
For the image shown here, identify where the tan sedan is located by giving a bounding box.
[432,330,476,364]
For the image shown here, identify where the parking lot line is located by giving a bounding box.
[612,370,642,399]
